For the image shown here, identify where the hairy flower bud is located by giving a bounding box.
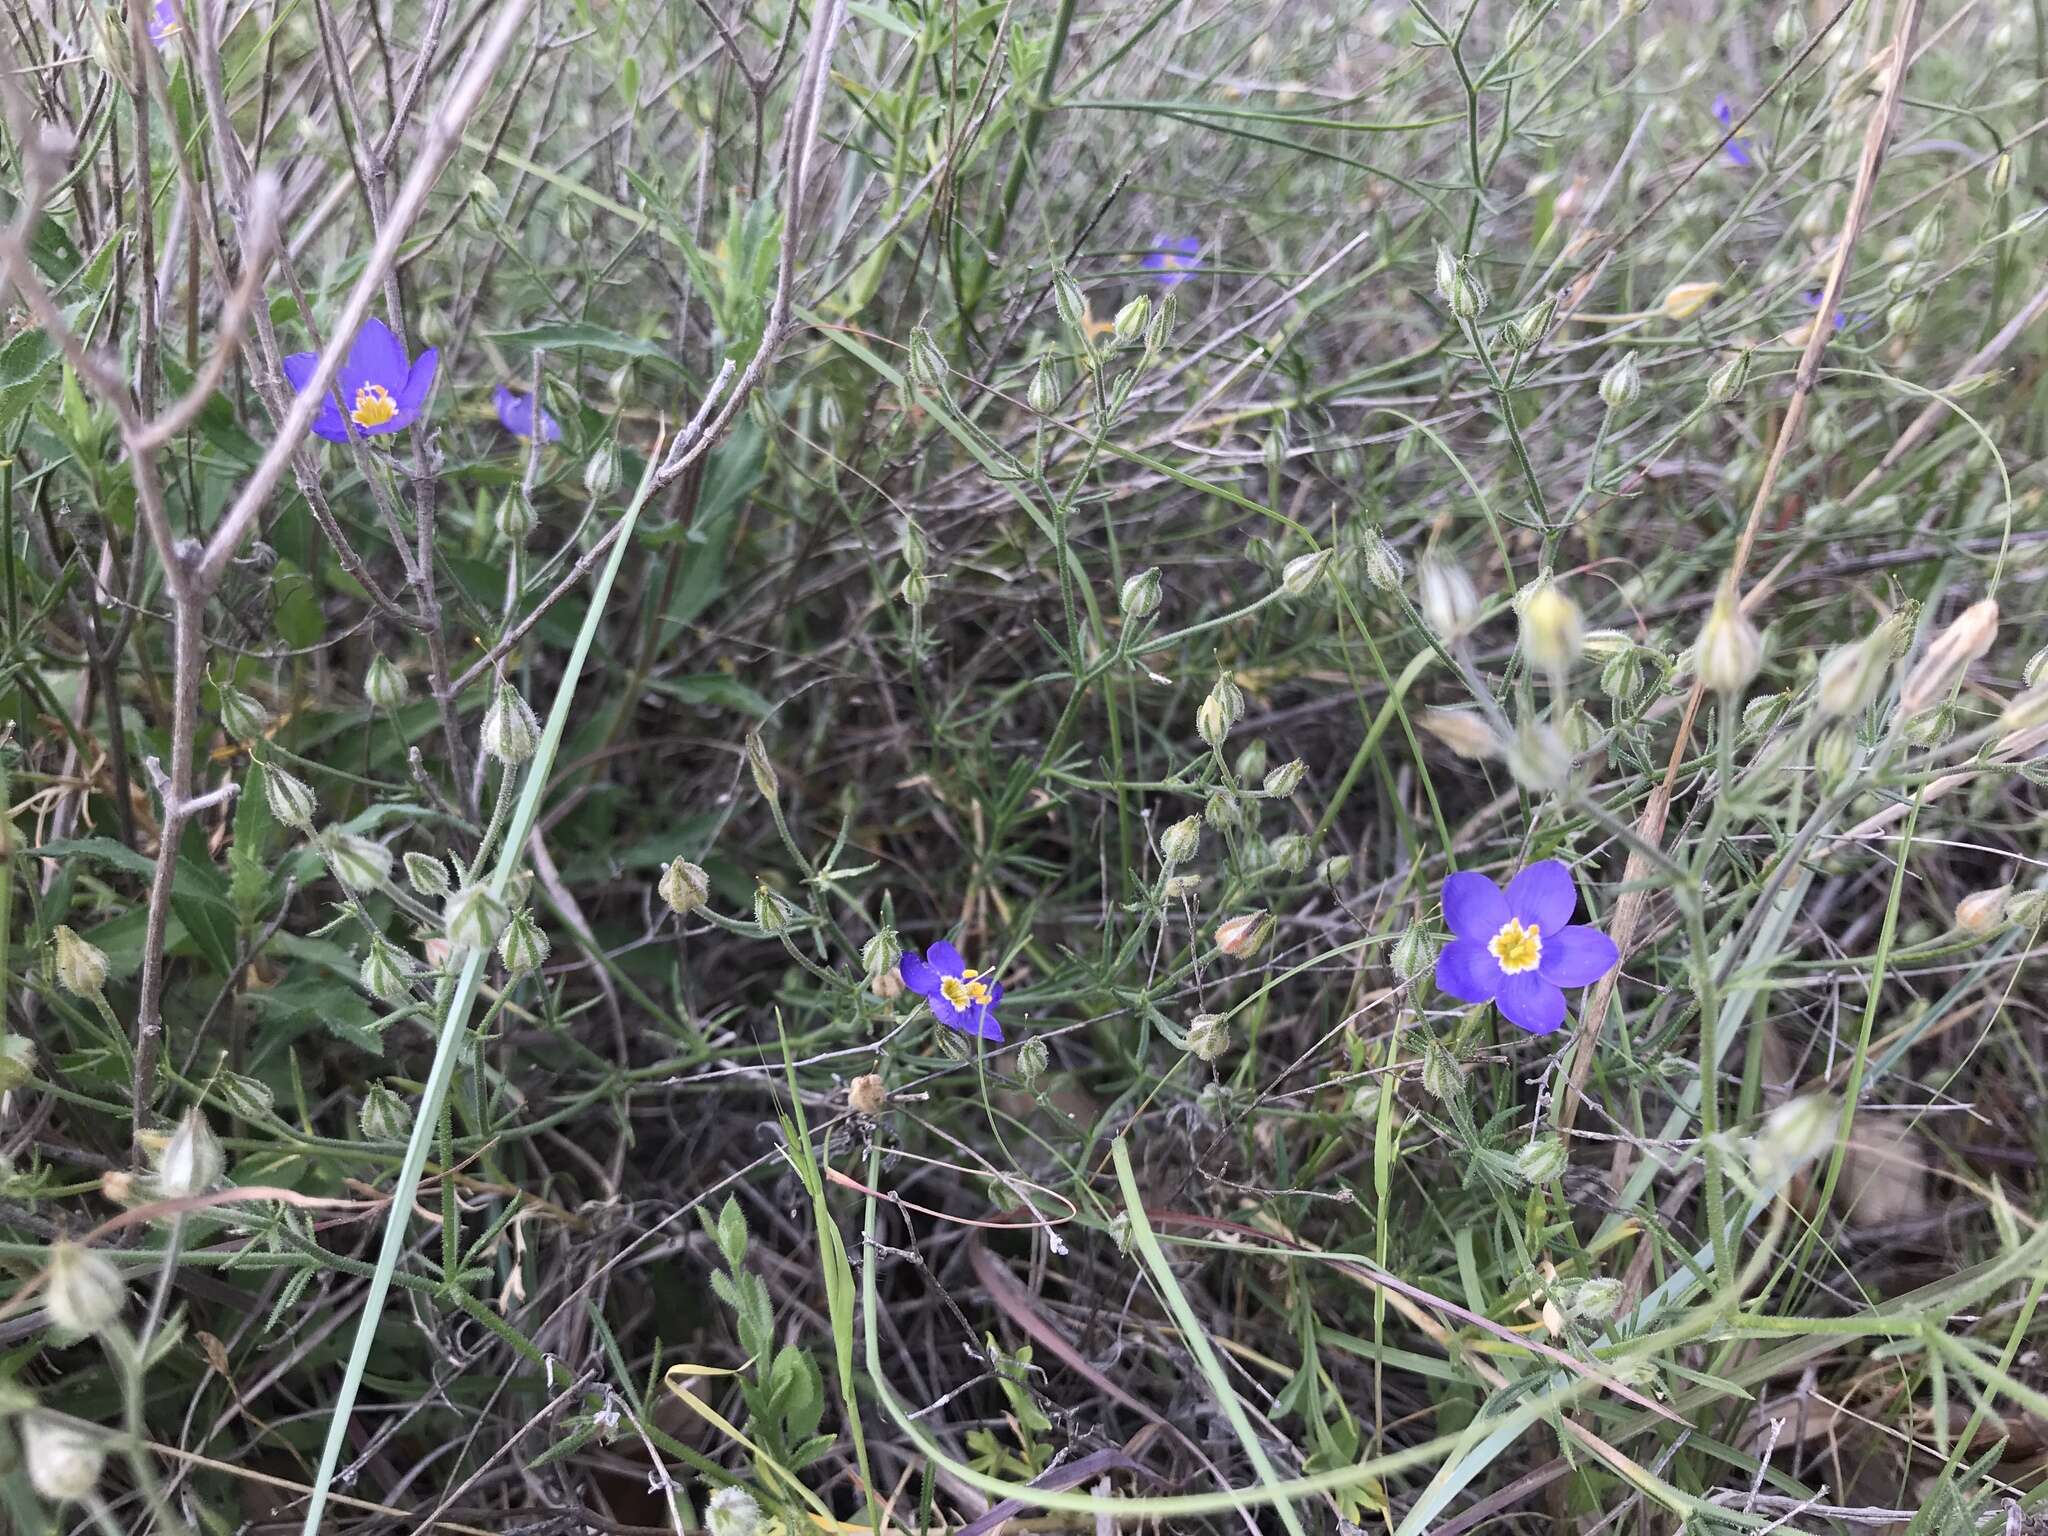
[1262,758,1307,798]
[1359,530,1405,592]
[1518,575,1584,678]
[360,939,416,1004]
[1160,815,1202,867]
[1214,911,1273,959]
[1899,597,1998,715]
[359,1082,413,1140]
[212,1069,273,1120]
[217,681,272,742]
[1418,555,1481,642]
[22,1415,106,1503]
[364,654,408,711]
[481,683,540,765]
[1694,592,1764,696]
[659,857,710,916]
[1988,151,2014,197]
[1955,885,2010,936]
[1185,1013,1231,1062]
[1571,1276,1624,1320]
[1391,925,1438,983]
[1750,1095,1839,1187]
[708,1487,763,1536]
[0,1032,35,1091]
[46,1241,125,1335]
[325,831,394,894]
[404,851,452,898]
[443,884,510,952]
[1015,1036,1049,1085]
[1420,707,1505,760]
[1203,788,1243,829]
[1816,634,1892,719]
[498,908,550,972]
[1513,1136,1569,1184]
[157,1108,223,1199]
[1660,282,1719,322]
[1318,853,1352,884]
[1120,566,1163,618]
[262,760,317,831]
[1435,244,1488,319]
[907,326,949,396]
[1507,294,1556,351]
[1112,295,1150,347]
[847,1073,888,1115]
[1027,358,1060,415]
[51,925,108,998]
[1598,353,1642,411]
[1267,831,1310,873]
[753,885,794,934]
[1506,719,1571,792]
[582,445,617,501]
[743,729,779,801]
[1281,549,1330,598]
[1707,348,1751,405]
[1419,1042,1461,1100]
[1051,271,1089,342]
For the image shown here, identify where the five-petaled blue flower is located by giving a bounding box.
[1142,235,1201,287]
[149,0,180,43]
[1434,859,1618,1036]
[283,317,439,444]
[900,940,1004,1043]
[1711,95,1758,170]
[494,384,561,443]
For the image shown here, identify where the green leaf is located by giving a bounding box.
[272,558,324,649]
[0,328,57,439]
[485,323,684,372]
[645,674,771,719]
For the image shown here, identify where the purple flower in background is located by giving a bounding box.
[283,317,438,443]
[1711,94,1758,170]
[900,940,1005,1043]
[1799,289,1870,333]
[149,0,180,43]
[1142,235,1202,286]
[1434,859,1618,1036]
[494,384,561,443]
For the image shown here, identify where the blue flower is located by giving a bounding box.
[1142,235,1201,287]
[283,317,439,444]
[900,940,1004,1043]
[149,0,180,42]
[1711,95,1758,170]
[1434,859,1618,1036]
[494,384,561,443]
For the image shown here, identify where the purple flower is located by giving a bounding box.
[1711,95,1758,170]
[900,940,1004,1043]
[1434,859,1618,1036]
[282,317,439,444]
[1799,289,1869,332]
[149,0,180,44]
[494,384,561,443]
[1142,235,1201,287]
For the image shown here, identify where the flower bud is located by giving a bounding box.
[1214,911,1273,959]
[900,518,928,574]
[481,682,540,765]
[22,1415,106,1503]
[51,925,108,998]
[1743,691,1791,737]
[360,939,416,1003]
[443,884,510,951]
[1051,271,1089,341]
[1280,549,1330,598]
[1435,244,1487,319]
[0,1033,35,1091]
[1319,853,1352,884]
[157,1107,223,1198]
[1911,207,1946,260]
[1707,348,1751,405]
[1694,591,1764,696]
[404,851,452,898]
[1659,281,1718,322]
[359,1082,413,1140]
[707,1487,763,1536]
[1418,555,1481,641]
[1899,597,1997,715]
[1886,295,1922,338]
[1517,575,1584,677]
[1816,635,1892,718]
[1234,739,1268,782]
[1598,353,1641,411]
[899,569,930,608]
[498,908,550,972]
[871,964,905,1000]
[659,857,710,915]
[859,931,901,987]
[1507,294,1556,351]
[847,1073,888,1115]
[1571,1276,1624,1320]
[1506,719,1571,792]
[1750,1095,1839,1187]
[46,1242,125,1334]
[1146,292,1177,353]
[1771,6,1806,48]
[1185,1013,1231,1062]
[1359,530,1405,591]
[1195,696,1230,749]
[1112,295,1150,347]
[1812,723,1857,789]
[2005,889,2048,929]
[1600,644,1648,703]
[582,444,618,500]
[1267,831,1310,873]
[1027,358,1060,414]
[262,760,317,831]
[1262,758,1307,798]
[1015,1037,1049,1085]
[1955,885,2010,935]
[1160,815,1202,866]
[325,831,393,893]
[1391,925,1438,983]
[1419,1042,1461,1100]
[1989,151,2013,197]
[743,729,779,800]
[1420,707,1505,760]
[753,884,794,933]
[1203,788,1243,829]
[364,654,408,711]
[212,1069,273,1120]
[1513,1136,1568,1185]
[1120,566,1162,618]
[907,326,949,397]
[218,681,272,742]
[2000,685,2048,735]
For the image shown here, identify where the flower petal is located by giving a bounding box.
[898,951,941,998]
[928,992,966,1030]
[984,980,1004,1007]
[281,350,319,396]
[1539,925,1618,989]
[966,1005,1004,1044]
[1506,859,1577,932]
[1435,938,1502,1004]
[346,317,407,388]
[1441,871,1510,939]
[308,402,350,442]
[926,940,966,978]
[1497,973,1567,1036]
[399,346,438,413]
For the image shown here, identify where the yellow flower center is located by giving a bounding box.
[350,383,399,428]
[940,968,992,1009]
[1489,919,1542,975]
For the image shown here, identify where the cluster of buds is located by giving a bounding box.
[1195,671,1246,750]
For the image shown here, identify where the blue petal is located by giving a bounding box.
[898,951,941,999]
[928,992,967,1030]
[965,1004,1004,1044]
[1435,938,1501,1004]
[926,940,966,978]
[308,405,350,443]
[399,346,438,414]
[1506,860,1576,932]
[347,317,408,390]
[1497,973,1566,1036]
[1441,871,1509,939]
[281,350,319,396]
[1539,925,1618,989]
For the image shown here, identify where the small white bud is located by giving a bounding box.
[496,491,538,544]
[359,940,416,1003]
[22,1415,107,1503]
[364,654,408,711]
[211,1069,274,1120]
[1513,1137,1569,1184]
[1571,1276,1624,1320]
[217,681,272,742]
[1707,348,1751,405]
[1214,911,1272,959]
[1120,567,1162,618]
[1506,719,1572,792]
[1517,575,1584,677]
[1598,353,1641,411]
[1899,597,1998,715]
[45,1242,126,1334]
[157,1108,224,1199]
[1955,885,2010,936]
[1418,555,1481,642]
[1359,530,1404,591]
[1280,549,1330,598]
[707,1487,763,1536]
[861,929,902,982]
[1815,635,1891,719]
[324,831,394,893]
[1390,925,1438,983]
[359,1082,414,1140]
[1693,591,1764,696]
[0,1033,35,1090]
[1203,789,1242,829]
[1262,758,1307,798]
[1160,815,1202,866]
[50,926,108,998]
[1420,707,1505,760]
[498,908,550,972]
[1184,1013,1231,1062]
[1015,1037,1049,1085]
[1267,831,1310,873]
[1027,358,1060,414]
[744,729,779,801]
[443,884,510,951]
[481,682,540,765]
[753,885,794,934]
[659,857,710,915]
[404,851,453,898]
[1112,295,1150,346]
[1750,1095,1839,1187]
[582,444,618,500]
[262,760,317,831]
